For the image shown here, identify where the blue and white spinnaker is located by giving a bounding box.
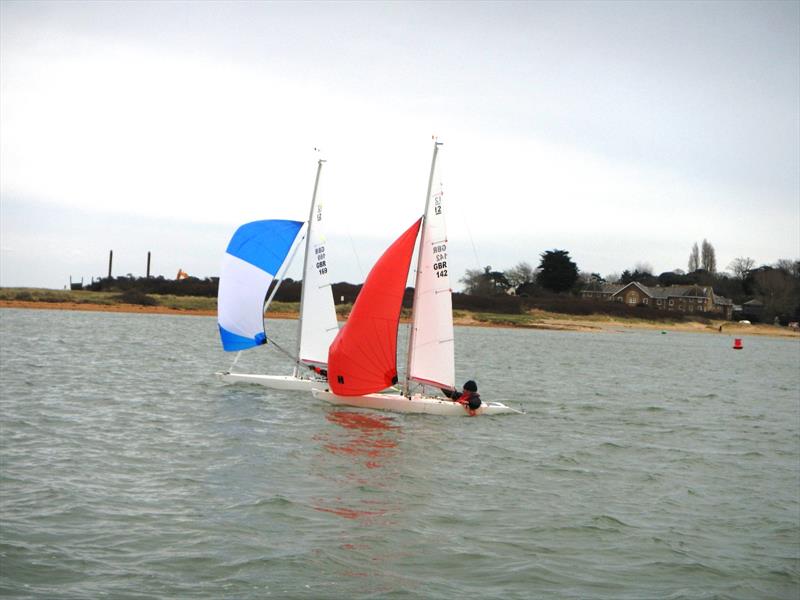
[217,219,304,351]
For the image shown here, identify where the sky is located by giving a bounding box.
[1,0,798,290]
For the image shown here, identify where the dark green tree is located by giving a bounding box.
[538,249,578,293]
[460,266,511,295]
[486,267,511,293]
[620,267,657,286]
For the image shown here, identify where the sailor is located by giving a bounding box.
[442,380,482,415]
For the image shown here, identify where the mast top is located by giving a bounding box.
[313,147,327,163]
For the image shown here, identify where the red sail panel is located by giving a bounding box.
[328,219,422,396]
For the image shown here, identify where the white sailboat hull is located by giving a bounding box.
[216,372,327,391]
[312,389,522,416]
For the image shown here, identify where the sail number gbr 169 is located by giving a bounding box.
[315,245,327,275]
[432,244,447,278]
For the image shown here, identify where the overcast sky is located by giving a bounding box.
[1,0,798,290]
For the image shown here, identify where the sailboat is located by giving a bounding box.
[312,142,521,416]
[216,159,340,391]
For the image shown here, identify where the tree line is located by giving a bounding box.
[459,241,800,325]
[85,240,800,324]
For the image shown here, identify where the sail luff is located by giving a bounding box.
[294,161,322,366]
[404,141,440,394]
[405,141,456,391]
[297,159,321,369]
[296,159,339,368]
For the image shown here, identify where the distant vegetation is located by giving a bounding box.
[458,246,800,325]
[85,275,220,297]
[47,241,799,325]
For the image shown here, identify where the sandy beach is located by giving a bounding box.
[2,299,797,338]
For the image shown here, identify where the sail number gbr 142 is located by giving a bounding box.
[432,244,447,278]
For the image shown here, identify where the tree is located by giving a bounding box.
[659,270,693,286]
[688,243,700,272]
[460,266,509,295]
[751,267,799,324]
[537,250,578,293]
[486,267,511,293]
[776,259,800,279]
[728,256,755,280]
[578,272,604,285]
[505,261,536,289]
[460,267,493,295]
[620,268,657,286]
[701,239,716,273]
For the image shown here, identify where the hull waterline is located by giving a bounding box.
[216,372,327,391]
[312,389,522,416]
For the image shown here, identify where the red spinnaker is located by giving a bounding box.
[328,219,422,396]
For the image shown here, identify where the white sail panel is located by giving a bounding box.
[218,254,278,349]
[407,146,455,389]
[217,219,304,351]
[297,166,339,366]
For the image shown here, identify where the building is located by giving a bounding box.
[581,281,734,319]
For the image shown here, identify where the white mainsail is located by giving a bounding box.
[296,159,339,368]
[406,142,455,390]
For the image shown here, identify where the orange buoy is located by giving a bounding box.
[733,338,743,350]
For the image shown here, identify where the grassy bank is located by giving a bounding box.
[1,288,797,338]
[0,287,291,314]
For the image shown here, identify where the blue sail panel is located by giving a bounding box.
[218,325,267,352]
[217,219,303,352]
[226,220,304,275]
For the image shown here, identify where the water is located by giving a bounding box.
[1,308,798,599]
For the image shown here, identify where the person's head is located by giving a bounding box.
[462,380,477,393]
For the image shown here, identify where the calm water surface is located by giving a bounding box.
[1,308,798,599]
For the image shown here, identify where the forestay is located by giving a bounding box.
[217,219,304,351]
[406,142,455,391]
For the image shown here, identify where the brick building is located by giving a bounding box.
[581,282,734,319]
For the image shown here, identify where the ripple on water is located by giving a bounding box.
[1,309,798,599]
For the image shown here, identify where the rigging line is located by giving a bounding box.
[347,232,366,282]
[455,196,482,269]
[228,351,242,371]
[463,216,482,269]
[267,337,305,368]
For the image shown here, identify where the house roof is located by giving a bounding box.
[582,282,622,293]
[581,282,729,304]
[610,282,710,299]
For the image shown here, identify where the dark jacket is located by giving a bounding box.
[443,388,482,411]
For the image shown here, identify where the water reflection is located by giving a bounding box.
[311,410,402,521]
[308,409,415,593]
[320,411,399,470]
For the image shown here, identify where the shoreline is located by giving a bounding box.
[2,299,797,338]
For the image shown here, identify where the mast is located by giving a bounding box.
[263,225,306,311]
[294,158,325,377]
[403,139,442,396]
